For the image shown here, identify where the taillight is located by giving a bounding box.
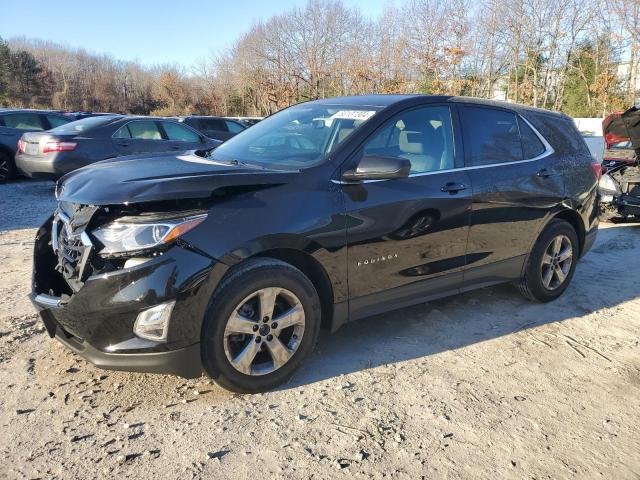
[42,142,77,154]
[17,138,25,153]
[591,163,603,179]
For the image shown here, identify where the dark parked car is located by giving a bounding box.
[15,115,220,180]
[0,108,72,182]
[30,95,598,393]
[64,111,118,120]
[177,116,246,142]
[231,117,263,127]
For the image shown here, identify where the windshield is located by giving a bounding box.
[49,115,121,135]
[208,103,381,169]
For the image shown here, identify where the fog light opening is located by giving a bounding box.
[133,301,175,342]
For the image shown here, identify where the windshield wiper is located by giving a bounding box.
[205,154,266,170]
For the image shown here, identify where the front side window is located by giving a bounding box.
[3,113,44,130]
[162,121,201,142]
[363,105,455,174]
[116,121,162,140]
[462,107,522,165]
[209,104,381,169]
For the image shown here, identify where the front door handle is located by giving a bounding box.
[441,182,467,194]
[117,142,130,147]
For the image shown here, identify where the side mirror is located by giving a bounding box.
[200,135,208,143]
[342,155,411,182]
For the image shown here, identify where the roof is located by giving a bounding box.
[307,94,565,117]
[0,108,67,114]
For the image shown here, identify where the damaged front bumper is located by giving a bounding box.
[30,216,223,378]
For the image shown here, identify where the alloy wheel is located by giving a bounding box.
[223,287,305,376]
[540,234,573,290]
[0,157,9,182]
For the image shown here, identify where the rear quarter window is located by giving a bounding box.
[517,117,546,159]
[525,112,590,158]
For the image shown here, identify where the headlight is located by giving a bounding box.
[93,214,207,255]
[598,174,620,197]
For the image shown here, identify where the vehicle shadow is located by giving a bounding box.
[0,180,56,232]
[286,223,640,389]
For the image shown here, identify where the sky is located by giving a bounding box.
[1,0,390,68]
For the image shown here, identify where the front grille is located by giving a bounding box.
[52,211,94,289]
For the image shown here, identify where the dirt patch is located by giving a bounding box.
[1,181,639,479]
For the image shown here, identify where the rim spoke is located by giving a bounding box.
[558,246,572,262]
[552,236,562,255]
[265,336,293,370]
[225,312,258,335]
[555,265,567,284]
[258,288,279,320]
[274,304,304,330]
[542,266,554,288]
[231,337,260,374]
[542,252,554,265]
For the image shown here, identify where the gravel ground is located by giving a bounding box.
[1,180,639,479]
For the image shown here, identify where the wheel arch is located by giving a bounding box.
[250,247,335,332]
[551,209,586,256]
[0,144,15,158]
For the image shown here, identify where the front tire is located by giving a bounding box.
[518,219,579,302]
[201,258,321,393]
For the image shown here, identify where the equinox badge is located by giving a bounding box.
[357,253,398,267]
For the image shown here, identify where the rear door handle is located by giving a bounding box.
[117,142,130,147]
[441,182,467,194]
[536,168,560,178]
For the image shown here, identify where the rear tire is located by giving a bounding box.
[201,258,321,393]
[518,219,579,302]
[0,152,15,184]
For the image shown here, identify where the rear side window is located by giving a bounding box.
[117,121,162,140]
[518,117,546,159]
[462,107,522,165]
[198,118,226,131]
[2,113,44,131]
[162,121,201,142]
[45,114,71,129]
[225,120,245,134]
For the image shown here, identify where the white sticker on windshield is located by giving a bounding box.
[331,110,376,121]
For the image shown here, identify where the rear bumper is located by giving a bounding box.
[583,226,597,256]
[15,152,63,179]
[35,303,202,378]
[15,152,83,180]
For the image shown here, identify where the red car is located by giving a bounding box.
[599,106,640,220]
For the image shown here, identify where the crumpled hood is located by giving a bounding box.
[56,151,295,205]
[603,105,640,148]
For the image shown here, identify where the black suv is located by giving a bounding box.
[0,109,72,182]
[176,116,246,142]
[30,95,598,393]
